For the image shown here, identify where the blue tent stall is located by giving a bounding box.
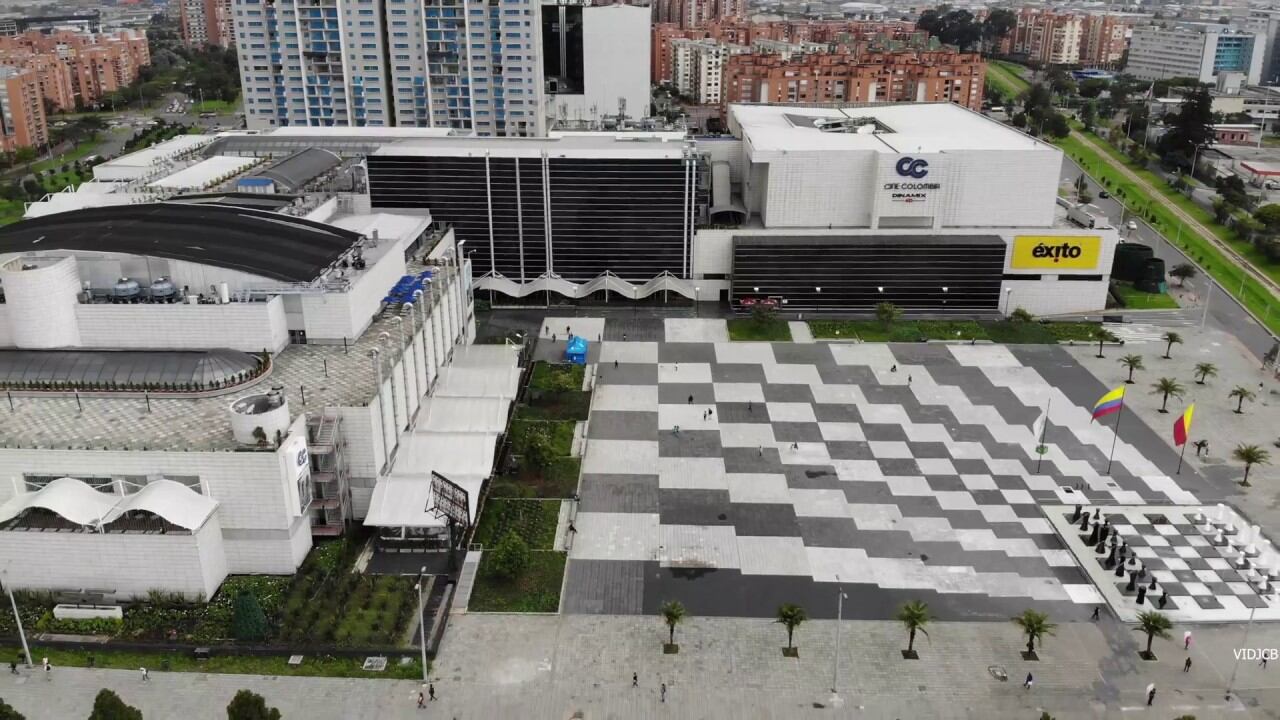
[564,335,588,365]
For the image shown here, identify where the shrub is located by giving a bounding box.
[87,689,142,720]
[226,690,282,720]
[488,530,531,581]
[231,591,268,642]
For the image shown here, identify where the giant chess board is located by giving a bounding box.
[1048,504,1280,622]
[560,327,1232,620]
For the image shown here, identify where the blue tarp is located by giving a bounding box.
[564,335,588,365]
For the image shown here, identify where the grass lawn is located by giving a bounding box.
[530,362,584,392]
[468,551,566,613]
[512,418,576,457]
[194,98,239,114]
[517,390,591,421]
[31,138,98,173]
[40,169,87,192]
[1054,131,1280,335]
[1042,322,1103,342]
[472,498,561,549]
[0,199,25,226]
[808,320,988,342]
[982,321,1059,344]
[490,457,580,499]
[1112,282,1180,310]
[727,317,793,341]
[1,645,423,679]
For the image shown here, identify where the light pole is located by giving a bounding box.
[380,333,402,431]
[1002,288,1014,315]
[1200,279,1214,329]
[1226,606,1257,700]
[369,348,389,471]
[413,290,432,388]
[831,579,847,700]
[391,317,411,414]
[694,286,701,317]
[415,566,430,685]
[2,569,32,667]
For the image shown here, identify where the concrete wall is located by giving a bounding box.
[552,5,651,126]
[0,256,82,348]
[300,236,408,342]
[74,296,289,353]
[0,516,228,600]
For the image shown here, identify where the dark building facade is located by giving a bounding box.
[731,235,1006,313]
[367,150,704,286]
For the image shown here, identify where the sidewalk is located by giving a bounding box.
[5,614,1279,719]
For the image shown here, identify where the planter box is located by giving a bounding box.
[53,604,122,621]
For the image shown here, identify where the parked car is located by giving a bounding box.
[1098,190,1110,199]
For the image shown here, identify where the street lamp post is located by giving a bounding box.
[1226,606,1257,700]
[392,317,410,415]
[381,333,402,431]
[2,570,31,667]
[1002,288,1014,315]
[415,566,429,685]
[694,286,701,317]
[831,580,847,699]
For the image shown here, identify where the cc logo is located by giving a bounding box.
[895,157,929,178]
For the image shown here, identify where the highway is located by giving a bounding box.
[1059,157,1278,359]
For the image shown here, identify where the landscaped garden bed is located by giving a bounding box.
[472,498,561,550]
[0,644,423,679]
[809,317,1101,344]
[469,551,567,613]
[727,317,793,341]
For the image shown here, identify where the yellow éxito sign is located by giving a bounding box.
[1010,235,1101,270]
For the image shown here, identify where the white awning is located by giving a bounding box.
[419,396,510,434]
[363,473,486,527]
[433,365,521,399]
[393,432,498,479]
[0,477,217,531]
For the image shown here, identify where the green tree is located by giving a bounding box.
[1150,377,1185,413]
[231,591,268,642]
[1232,444,1270,487]
[1169,262,1198,286]
[1010,307,1034,323]
[1212,198,1233,224]
[1193,362,1218,384]
[897,600,931,655]
[750,303,777,327]
[1080,100,1097,132]
[88,689,143,720]
[488,530,530,580]
[521,426,554,471]
[226,690,282,720]
[981,8,1017,49]
[1159,86,1215,168]
[875,302,902,328]
[1119,354,1144,383]
[1092,327,1119,358]
[0,698,25,720]
[1162,331,1183,359]
[1228,385,1256,413]
[1133,610,1173,657]
[1011,609,1057,655]
[1253,203,1280,233]
[660,600,687,646]
[775,603,807,651]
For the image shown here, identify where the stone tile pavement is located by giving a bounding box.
[5,614,1280,719]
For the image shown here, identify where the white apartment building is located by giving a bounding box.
[671,38,747,105]
[1127,23,1264,84]
[1237,7,1280,84]
[545,3,650,127]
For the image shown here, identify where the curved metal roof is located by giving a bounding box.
[245,148,342,192]
[0,349,261,388]
[0,202,362,283]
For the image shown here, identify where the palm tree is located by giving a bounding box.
[1133,610,1173,658]
[660,600,687,646]
[1161,331,1183,359]
[1150,377,1185,413]
[1229,385,1256,414]
[775,603,807,652]
[1232,444,1271,487]
[1012,609,1057,656]
[1193,362,1218,385]
[897,600,931,657]
[1093,328,1119,358]
[1118,354,1144,384]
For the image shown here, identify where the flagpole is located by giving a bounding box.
[1106,398,1125,475]
[1036,396,1051,473]
[1176,440,1187,475]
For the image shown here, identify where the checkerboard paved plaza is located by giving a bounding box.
[559,318,1276,621]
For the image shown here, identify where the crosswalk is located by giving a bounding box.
[1103,311,1201,344]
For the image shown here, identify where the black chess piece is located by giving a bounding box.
[1080,514,1091,532]
[1094,508,1101,521]
[1115,561,1126,577]
[1106,545,1118,568]
[1137,585,1147,605]
[1088,523,1100,545]
[1127,571,1138,592]
[1149,576,1158,591]
[1137,565,1147,580]
[1158,591,1169,609]
[1071,505,1083,522]
[1095,539,1107,554]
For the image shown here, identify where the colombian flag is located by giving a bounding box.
[1091,386,1125,421]
[1173,404,1194,446]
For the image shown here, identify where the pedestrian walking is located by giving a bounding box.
[661,683,667,702]
[890,364,897,373]
[614,359,618,369]
[1184,631,1192,650]
[907,375,913,384]
[747,400,753,412]
[417,691,425,709]
[1184,657,1192,672]
[1146,684,1156,706]
[622,333,627,342]
[8,660,16,675]
[1023,672,1033,689]
[707,408,713,418]
[429,683,436,701]
[673,425,680,436]
[687,394,693,404]
[141,667,150,681]
[42,658,50,680]
[758,445,763,456]
[632,672,638,688]
[568,521,577,534]
[1090,606,1100,621]
[791,441,799,450]
[1261,657,1269,669]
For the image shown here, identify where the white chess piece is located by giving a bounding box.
[1215,503,1228,524]
[1200,522,1215,535]
[1193,511,1205,524]
[1214,531,1226,545]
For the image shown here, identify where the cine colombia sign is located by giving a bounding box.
[1010,236,1102,270]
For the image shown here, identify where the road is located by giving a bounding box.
[1059,156,1279,359]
